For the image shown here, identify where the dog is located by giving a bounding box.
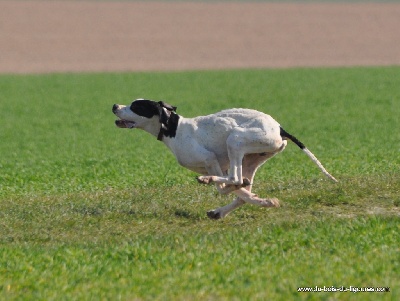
[112,99,337,219]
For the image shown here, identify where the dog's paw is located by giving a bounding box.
[242,177,251,187]
[197,176,212,184]
[207,210,222,220]
[270,198,280,207]
[260,197,280,208]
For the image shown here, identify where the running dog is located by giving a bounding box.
[112,99,337,219]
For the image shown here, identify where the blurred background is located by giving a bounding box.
[1,0,399,74]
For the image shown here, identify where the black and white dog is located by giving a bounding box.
[112,99,337,219]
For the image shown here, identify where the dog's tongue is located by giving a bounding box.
[115,120,135,129]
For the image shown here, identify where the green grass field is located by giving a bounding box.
[1,67,399,300]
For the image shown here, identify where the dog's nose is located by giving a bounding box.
[112,104,119,113]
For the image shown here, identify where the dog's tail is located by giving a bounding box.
[280,127,338,182]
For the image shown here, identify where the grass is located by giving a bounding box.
[0,67,399,300]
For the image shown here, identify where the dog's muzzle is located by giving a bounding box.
[112,104,136,129]
[115,119,136,129]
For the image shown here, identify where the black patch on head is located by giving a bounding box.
[130,99,159,118]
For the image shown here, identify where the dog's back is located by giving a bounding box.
[193,108,279,131]
[176,108,282,160]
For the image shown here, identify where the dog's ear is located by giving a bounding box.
[158,101,177,126]
[159,108,169,125]
[158,101,177,112]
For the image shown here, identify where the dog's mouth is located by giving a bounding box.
[115,119,136,129]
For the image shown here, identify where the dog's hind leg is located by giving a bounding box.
[234,148,287,208]
[207,153,276,219]
[207,197,245,219]
[235,189,280,208]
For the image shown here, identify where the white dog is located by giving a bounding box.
[112,99,337,219]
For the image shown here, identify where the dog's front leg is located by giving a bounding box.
[197,150,249,187]
[197,175,251,191]
[197,132,247,186]
[207,197,245,219]
[193,151,229,194]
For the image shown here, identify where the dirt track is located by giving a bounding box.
[1,1,400,74]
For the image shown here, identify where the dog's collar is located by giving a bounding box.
[157,102,179,141]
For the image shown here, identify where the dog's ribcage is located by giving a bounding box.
[169,108,281,174]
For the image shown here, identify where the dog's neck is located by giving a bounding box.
[141,111,180,142]
[157,111,180,141]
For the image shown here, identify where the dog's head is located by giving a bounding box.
[112,99,177,132]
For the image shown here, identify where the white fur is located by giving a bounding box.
[113,103,335,219]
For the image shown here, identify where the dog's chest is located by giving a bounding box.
[163,117,231,170]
